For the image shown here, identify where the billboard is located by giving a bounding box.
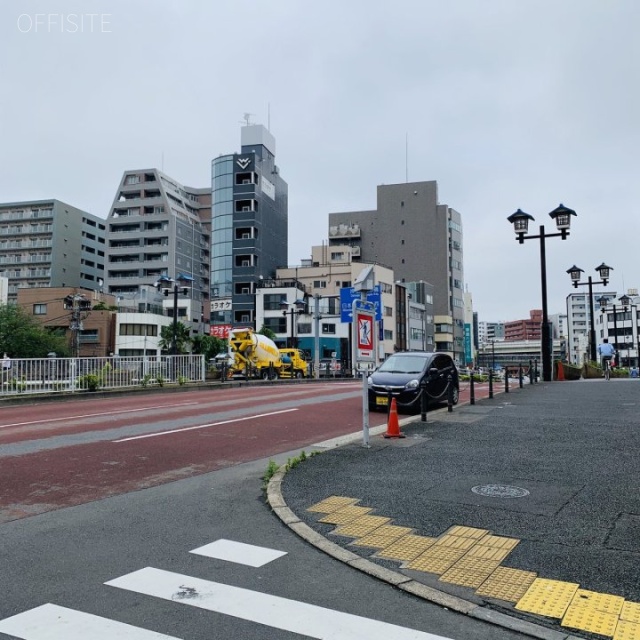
[340,285,381,322]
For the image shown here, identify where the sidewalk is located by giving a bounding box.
[273,380,640,640]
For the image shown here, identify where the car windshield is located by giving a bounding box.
[377,354,429,374]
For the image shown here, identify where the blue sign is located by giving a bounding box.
[464,323,472,364]
[340,285,381,322]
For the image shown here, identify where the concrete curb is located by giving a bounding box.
[266,393,584,640]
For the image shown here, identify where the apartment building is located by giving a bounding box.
[504,310,542,341]
[210,124,288,331]
[0,199,106,302]
[328,180,465,363]
[103,169,211,337]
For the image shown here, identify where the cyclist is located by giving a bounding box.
[598,339,615,380]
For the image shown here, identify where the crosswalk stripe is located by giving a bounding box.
[190,539,287,567]
[0,603,182,639]
[106,567,452,640]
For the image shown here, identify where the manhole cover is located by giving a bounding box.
[471,484,530,498]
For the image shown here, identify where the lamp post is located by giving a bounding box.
[155,274,194,355]
[598,295,621,366]
[507,204,577,382]
[566,263,613,363]
[280,298,306,349]
[618,294,638,368]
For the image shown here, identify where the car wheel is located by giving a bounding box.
[451,386,459,405]
[295,370,303,379]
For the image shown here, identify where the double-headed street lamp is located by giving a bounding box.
[280,298,306,349]
[599,294,638,368]
[507,204,577,382]
[566,263,613,363]
[618,294,640,368]
[156,273,194,355]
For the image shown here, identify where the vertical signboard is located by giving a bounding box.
[464,323,472,364]
[356,310,374,360]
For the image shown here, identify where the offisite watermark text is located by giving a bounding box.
[17,13,112,33]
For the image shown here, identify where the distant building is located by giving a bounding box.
[566,290,616,365]
[504,310,542,341]
[0,199,106,303]
[477,321,504,346]
[328,180,464,363]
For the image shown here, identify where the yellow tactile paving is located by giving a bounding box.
[621,602,640,624]
[440,559,502,588]
[376,534,438,562]
[307,496,359,513]
[515,578,580,619]
[352,525,414,549]
[474,535,519,551]
[431,534,481,551]
[445,525,490,539]
[332,515,391,537]
[570,589,625,615]
[615,619,640,640]
[562,604,619,637]
[406,547,468,574]
[463,545,513,562]
[319,506,373,524]
[476,567,538,602]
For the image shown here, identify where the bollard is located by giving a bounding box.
[469,372,475,405]
[528,359,533,384]
[488,369,494,399]
[519,363,523,388]
[505,369,510,393]
[420,379,428,422]
[534,359,539,383]
[387,389,393,419]
[447,374,454,412]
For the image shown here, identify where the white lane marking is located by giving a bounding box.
[0,603,182,639]
[0,403,198,430]
[113,408,298,442]
[107,567,452,640]
[190,539,287,567]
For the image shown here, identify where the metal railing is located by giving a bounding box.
[0,354,205,398]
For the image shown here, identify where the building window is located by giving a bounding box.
[125,174,140,185]
[322,323,336,334]
[313,280,327,288]
[33,303,47,315]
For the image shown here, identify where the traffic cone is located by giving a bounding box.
[557,361,565,381]
[383,399,405,439]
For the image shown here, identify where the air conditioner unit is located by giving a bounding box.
[241,260,250,267]
[241,288,250,294]
[241,233,250,239]
[242,206,251,212]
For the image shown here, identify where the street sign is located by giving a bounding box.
[356,310,374,360]
[340,286,381,322]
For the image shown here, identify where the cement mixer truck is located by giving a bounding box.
[228,328,308,379]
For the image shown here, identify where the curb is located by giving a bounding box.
[266,391,584,640]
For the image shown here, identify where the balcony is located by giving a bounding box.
[329,224,361,239]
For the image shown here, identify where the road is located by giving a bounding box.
[0,379,520,640]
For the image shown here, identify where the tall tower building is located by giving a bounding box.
[103,169,211,333]
[0,199,105,302]
[328,181,465,363]
[210,124,288,329]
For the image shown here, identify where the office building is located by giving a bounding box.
[328,180,464,363]
[566,290,616,365]
[504,310,543,341]
[210,124,288,331]
[103,169,211,337]
[0,199,106,303]
[477,321,505,346]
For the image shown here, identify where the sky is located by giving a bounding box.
[1,0,638,323]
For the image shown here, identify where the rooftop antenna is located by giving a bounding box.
[240,112,254,126]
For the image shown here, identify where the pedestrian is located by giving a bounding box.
[2,352,11,386]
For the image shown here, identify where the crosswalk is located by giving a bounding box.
[0,539,452,640]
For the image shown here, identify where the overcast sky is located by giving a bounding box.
[2,0,638,322]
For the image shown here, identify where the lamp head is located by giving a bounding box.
[619,294,631,309]
[507,209,535,243]
[566,265,583,288]
[548,204,576,236]
[595,262,612,285]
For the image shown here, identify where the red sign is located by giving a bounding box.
[356,312,374,359]
[210,324,232,339]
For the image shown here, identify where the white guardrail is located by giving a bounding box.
[0,355,206,397]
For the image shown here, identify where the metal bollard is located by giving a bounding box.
[387,390,393,418]
[519,363,524,388]
[447,374,454,412]
[469,372,475,405]
[488,369,494,399]
[505,370,510,393]
[534,359,539,383]
[528,359,533,384]
[420,380,428,422]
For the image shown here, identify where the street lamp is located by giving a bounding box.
[280,298,306,349]
[618,294,638,368]
[507,204,577,381]
[155,273,194,355]
[598,295,623,366]
[566,262,612,363]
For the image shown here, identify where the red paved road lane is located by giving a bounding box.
[0,380,497,523]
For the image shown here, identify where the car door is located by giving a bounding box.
[427,355,453,400]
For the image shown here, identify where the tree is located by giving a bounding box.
[257,324,276,341]
[0,304,70,357]
[159,322,191,354]
[191,334,226,361]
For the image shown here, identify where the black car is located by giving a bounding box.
[367,351,459,412]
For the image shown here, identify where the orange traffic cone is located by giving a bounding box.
[383,398,405,438]
[557,361,565,381]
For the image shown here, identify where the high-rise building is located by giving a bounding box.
[103,169,211,335]
[210,124,288,331]
[328,180,464,362]
[0,199,106,302]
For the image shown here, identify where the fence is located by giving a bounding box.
[0,354,205,398]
